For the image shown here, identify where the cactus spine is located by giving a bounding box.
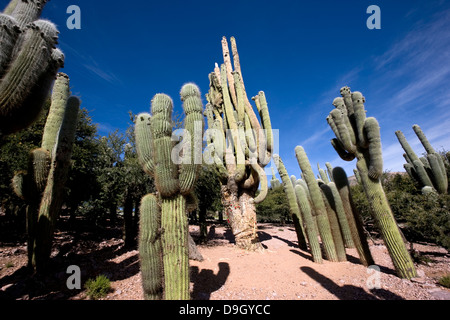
[327,87,416,279]
[135,83,204,300]
[0,1,64,137]
[395,125,448,194]
[204,37,273,250]
[11,73,80,271]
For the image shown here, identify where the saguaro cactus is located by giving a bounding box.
[295,146,339,262]
[395,125,448,194]
[135,83,204,300]
[0,0,64,137]
[204,37,273,250]
[332,167,374,266]
[273,154,308,251]
[11,73,80,271]
[327,87,416,279]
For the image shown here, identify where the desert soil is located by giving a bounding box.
[0,223,449,300]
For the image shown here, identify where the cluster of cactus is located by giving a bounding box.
[395,125,448,194]
[11,73,80,272]
[135,83,204,300]
[1,0,64,138]
[204,37,273,250]
[274,150,373,266]
[327,86,416,279]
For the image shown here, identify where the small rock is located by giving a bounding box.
[411,277,427,284]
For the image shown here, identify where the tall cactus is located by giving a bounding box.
[332,167,374,266]
[395,125,448,194]
[294,146,339,262]
[204,37,273,250]
[327,87,416,279]
[273,154,308,251]
[11,73,80,271]
[0,0,64,138]
[135,83,204,300]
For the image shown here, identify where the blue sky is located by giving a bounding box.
[13,0,450,182]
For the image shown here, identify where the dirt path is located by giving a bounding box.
[1,223,449,300]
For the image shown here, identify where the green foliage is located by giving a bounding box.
[352,172,450,250]
[84,274,111,300]
[438,275,450,288]
[256,186,291,223]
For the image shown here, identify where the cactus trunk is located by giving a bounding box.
[161,194,189,300]
[332,167,374,266]
[356,154,416,278]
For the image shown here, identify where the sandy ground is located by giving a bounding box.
[1,223,449,300]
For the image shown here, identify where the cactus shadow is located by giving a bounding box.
[300,266,404,300]
[190,262,230,300]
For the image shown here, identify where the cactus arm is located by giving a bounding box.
[350,91,368,148]
[135,112,155,176]
[150,94,180,196]
[256,91,273,154]
[412,124,436,154]
[250,162,268,204]
[232,72,245,123]
[41,73,70,153]
[364,117,383,179]
[0,20,61,135]
[139,194,163,300]
[9,0,48,28]
[3,0,19,15]
[340,86,355,116]
[221,36,238,108]
[427,153,448,194]
[330,109,356,153]
[0,14,21,76]
[330,138,355,161]
[179,83,204,195]
[395,130,420,163]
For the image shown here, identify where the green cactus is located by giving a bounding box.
[204,37,273,250]
[270,167,281,189]
[135,83,204,300]
[396,125,448,194]
[295,146,339,262]
[273,154,308,251]
[320,183,347,262]
[138,194,163,300]
[327,87,416,279]
[0,1,63,138]
[294,184,323,263]
[11,73,79,271]
[34,96,79,271]
[332,167,374,266]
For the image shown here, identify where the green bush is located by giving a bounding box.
[84,274,111,300]
[438,275,450,288]
[256,186,291,223]
[351,172,450,250]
